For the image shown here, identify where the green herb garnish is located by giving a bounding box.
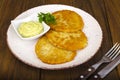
[38,12,56,24]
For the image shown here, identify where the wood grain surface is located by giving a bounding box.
[0,0,120,80]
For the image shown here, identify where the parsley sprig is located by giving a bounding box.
[38,12,56,24]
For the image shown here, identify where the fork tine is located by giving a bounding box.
[105,42,119,56]
[110,48,120,60]
[107,43,120,57]
[111,50,120,60]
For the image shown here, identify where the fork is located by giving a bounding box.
[79,42,120,80]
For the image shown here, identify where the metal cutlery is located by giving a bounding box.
[79,42,120,80]
[89,54,120,80]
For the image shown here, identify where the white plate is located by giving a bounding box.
[7,4,102,70]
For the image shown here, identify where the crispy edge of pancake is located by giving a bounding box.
[49,10,84,32]
[45,30,88,51]
[35,36,76,64]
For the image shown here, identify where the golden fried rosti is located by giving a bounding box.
[49,10,84,32]
[35,36,76,64]
[46,30,88,51]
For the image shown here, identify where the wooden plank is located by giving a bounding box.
[0,0,40,79]
[104,0,120,78]
[104,0,120,42]
[12,60,40,80]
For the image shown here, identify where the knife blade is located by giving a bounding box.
[89,54,120,79]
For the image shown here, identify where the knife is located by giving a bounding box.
[89,55,120,80]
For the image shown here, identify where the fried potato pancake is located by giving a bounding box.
[35,36,76,64]
[46,30,88,51]
[49,10,84,32]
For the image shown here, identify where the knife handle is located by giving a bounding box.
[79,67,96,80]
[88,74,101,80]
[75,74,101,80]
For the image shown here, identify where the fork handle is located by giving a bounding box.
[79,67,96,80]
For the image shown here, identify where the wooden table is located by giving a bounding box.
[0,0,120,80]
